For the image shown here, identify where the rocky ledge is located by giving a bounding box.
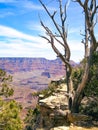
[38,83,70,129]
[37,81,93,129]
[39,83,68,109]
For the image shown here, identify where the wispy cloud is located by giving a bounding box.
[0,0,57,20]
[68,39,84,62]
[0,25,56,58]
[26,21,45,34]
[0,39,55,59]
[0,25,39,41]
[0,25,84,61]
[0,0,44,18]
[26,18,56,36]
[0,11,14,18]
[22,1,43,11]
[20,0,56,14]
[68,27,80,34]
[69,40,84,51]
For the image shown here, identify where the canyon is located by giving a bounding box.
[0,58,76,110]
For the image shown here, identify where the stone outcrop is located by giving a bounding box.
[41,72,51,78]
[38,83,70,129]
[38,81,93,129]
[39,83,68,108]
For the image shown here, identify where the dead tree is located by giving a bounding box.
[39,0,74,110]
[39,0,98,113]
[72,0,98,112]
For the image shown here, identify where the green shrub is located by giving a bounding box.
[33,82,58,98]
[24,105,40,130]
[0,69,23,130]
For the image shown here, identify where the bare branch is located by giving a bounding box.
[58,0,71,60]
[39,0,71,60]
[39,35,50,43]
[72,0,84,7]
[72,0,98,112]
[40,19,72,75]
[64,2,67,22]
[59,0,67,35]
[90,0,98,23]
[87,0,97,50]
[40,19,67,49]
[39,0,73,104]
[75,0,98,50]
[50,35,72,75]
[39,0,63,37]
[51,11,57,18]
[84,0,89,8]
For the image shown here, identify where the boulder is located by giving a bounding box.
[38,84,69,129]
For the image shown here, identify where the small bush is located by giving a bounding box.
[33,82,58,98]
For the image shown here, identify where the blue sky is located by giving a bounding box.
[0,0,98,62]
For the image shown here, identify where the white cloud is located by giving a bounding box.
[69,40,84,62]
[53,38,84,62]
[0,0,44,13]
[69,40,84,51]
[0,25,39,41]
[22,1,43,11]
[26,21,45,34]
[68,27,80,34]
[70,50,84,62]
[0,25,85,62]
[20,0,56,12]
[0,40,56,59]
[0,25,56,59]
[0,25,52,50]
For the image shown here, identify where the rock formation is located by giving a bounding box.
[0,58,66,76]
[41,72,51,78]
[37,79,92,129]
[38,82,70,129]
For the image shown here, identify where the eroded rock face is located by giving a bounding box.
[38,83,69,129]
[0,58,66,76]
[41,72,50,78]
[39,83,68,109]
[37,82,92,129]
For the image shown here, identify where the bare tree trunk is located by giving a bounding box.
[71,0,98,113]
[72,61,89,112]
[66,65,74,110]
[71,12,89,113]
[72,42,97,112]
[39,0,74,110]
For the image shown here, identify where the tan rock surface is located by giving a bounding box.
[39,84,68,109]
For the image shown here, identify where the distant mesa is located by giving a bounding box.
[0,57,77,74]
[41,72,50,78]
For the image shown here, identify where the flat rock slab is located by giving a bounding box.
[51,126,69,130]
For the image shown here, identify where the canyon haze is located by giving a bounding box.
[0,58,76,110]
